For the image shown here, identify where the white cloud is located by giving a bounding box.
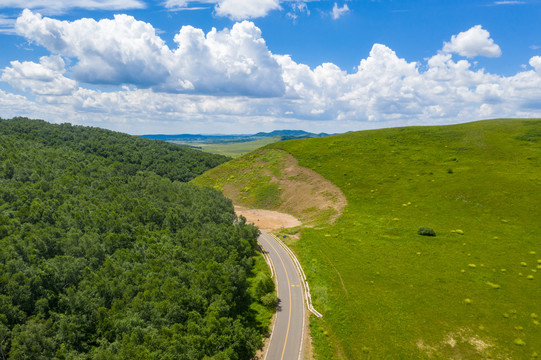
[0,14,16,33]
[163,0,215,11]
[3,14,541,134]
[163,0,190,8]
[165,21,285,96]
[331,3,349,20]
[162,0,281,19]
[0,0,145,14]
[443,25,502,58]
[15,10,284,96]
[493,1,525,4]
[530,56,541,72]
[1,55,78,95]
[276,41,541,123]
[287,1,310,21]
[16,10,171,86]
[216,0,281,19]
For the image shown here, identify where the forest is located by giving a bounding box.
[0,118,230,183]
[0,118,265,359]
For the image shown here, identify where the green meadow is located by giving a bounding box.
[196,119,541,359]
[173,136,282,158]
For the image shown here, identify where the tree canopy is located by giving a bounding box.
[0,118,262,359]
[0,117,230,183]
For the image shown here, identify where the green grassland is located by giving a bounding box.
[196,119,541,359]
[173,136,282,158]
[193,148,287,207]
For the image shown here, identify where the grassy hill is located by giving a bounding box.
[194,119,541,359]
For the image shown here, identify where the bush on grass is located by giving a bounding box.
[418,226,436,237]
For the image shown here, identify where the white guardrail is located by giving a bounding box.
[269,233,323,318]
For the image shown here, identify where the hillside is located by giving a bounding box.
[1,117,230,182]
[0,118,271,359]
[194,148,346,227]
[194,119,541,359]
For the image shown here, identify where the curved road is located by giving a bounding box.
[258,231,305,360]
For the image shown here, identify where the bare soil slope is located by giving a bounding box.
[194,149,346,227]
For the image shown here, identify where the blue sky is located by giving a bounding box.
[0,0,540,134]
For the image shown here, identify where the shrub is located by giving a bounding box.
[260,293,279,308]
[418,226,436,237]
[255,275,275,299]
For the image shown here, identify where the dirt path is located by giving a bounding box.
[235,206,301,231]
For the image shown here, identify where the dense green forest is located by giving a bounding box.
[0,118,266,359]
[0,117,230,182]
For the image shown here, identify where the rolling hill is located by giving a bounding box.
[194,119,541,359]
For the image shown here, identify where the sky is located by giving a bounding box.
[0,0,540,135]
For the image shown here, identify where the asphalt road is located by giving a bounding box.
[258,231,305,360]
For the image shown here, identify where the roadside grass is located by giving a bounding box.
[247,252,275,334]
[266,119,541,359]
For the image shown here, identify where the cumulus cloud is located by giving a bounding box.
[15,10,284,96]
[443,25,502,58]
[165,21,285,96]
[15,10,171,86]
[530,56,541,72]
[1,55,78,95]
[331,3,349,20]
[275,41,541,123]
[0,0,145,14]
[3,12,541,133]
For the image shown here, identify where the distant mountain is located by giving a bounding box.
[141,133,250,143]
[253,130,331,138]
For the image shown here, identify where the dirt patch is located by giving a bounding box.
[416,328,509,359]
[235,206,301,232]
[276,151,346,225]
[231,149,348,226]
